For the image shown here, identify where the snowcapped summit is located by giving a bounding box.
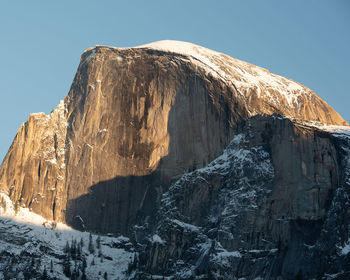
[135,40,224,61]
[83,40,347,126]
[135,40,315,107]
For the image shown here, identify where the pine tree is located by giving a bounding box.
[71,239,77,260]
[82,256,87,280]
[23,271,31,280]
[71,270,77,280]
[50,260,53,273]
[80,237,84,248]
[127,253,138,275]
[296,269,303,280]
[104,271,108,280]
[77,242,82,260]
[63,254,71,277]
[0,197,6,212]
[96,235,101,249]
[41,266,48,280]
[36,258,41,271]
[14,201,20,215]
[64,241,70,255]
[71,261,79,280]
[81,269,87,280]
[82,256,87,269]
[88,233,95,254]
[51,221,57,229]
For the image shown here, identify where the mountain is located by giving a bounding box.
[0,40,350,279]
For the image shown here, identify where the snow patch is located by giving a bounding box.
[217,250,242,258]
[98,128,108,134]
[339,240,350,255]
[0,192,63,229]
[45,157,57,165]
[306,122,350,137]
[151,234,165,245]
[172,219,200,232]
[211,249,242,268]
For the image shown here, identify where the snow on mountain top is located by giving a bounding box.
[85,40,312,109]
[136,40,222,61]
[135,40,310,106]
[80,40,349,125]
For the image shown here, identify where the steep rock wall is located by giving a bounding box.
[141,116,343,279]
[0,42,347,235]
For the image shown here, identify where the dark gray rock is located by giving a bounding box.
[138,116,350,279]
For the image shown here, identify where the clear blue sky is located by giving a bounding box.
[0,0,349,162]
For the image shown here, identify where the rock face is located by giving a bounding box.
[0,101,67,220]
[140,116,350,279]
[0,40,349,279]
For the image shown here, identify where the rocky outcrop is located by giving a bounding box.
[140,116,350,279]
[0,101,67,220]
[0,41,349,279]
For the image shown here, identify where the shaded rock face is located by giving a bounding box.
[0,41,349,278]
[141,116,349,279]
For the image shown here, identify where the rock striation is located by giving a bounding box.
[0,40,349,279]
